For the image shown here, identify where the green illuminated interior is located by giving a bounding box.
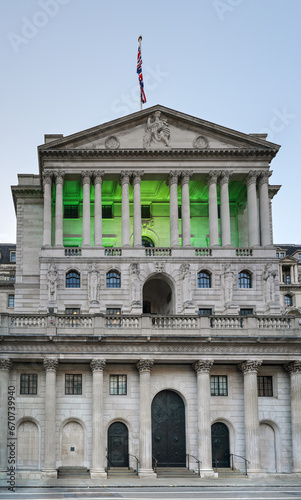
[51,178,247,248]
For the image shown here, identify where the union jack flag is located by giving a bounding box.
[137,43,146,104]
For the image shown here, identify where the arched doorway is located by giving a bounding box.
[108,422,129,467]
[143,276,174,315]
[152,390,186,467]
[211,422,230,468]
[61,421,85,467]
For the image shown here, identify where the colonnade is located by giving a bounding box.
[42,169,272,249]
[1,357,301,477]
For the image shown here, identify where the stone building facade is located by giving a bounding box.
[0,105,301,481]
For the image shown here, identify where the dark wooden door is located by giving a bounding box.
[152,390,186,467]
[108,422,129,467]
[211,422,230,467]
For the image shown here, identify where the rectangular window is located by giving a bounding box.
[64,205,79,218]
[298,253,301,263]
[258,376,273,397]
[239,308,253,316]
[110,375,127,395]
[141,205,151,219]
[20,374,37,395]
[106,308,121,315]
[211,375,228,396]
[198,308,212,315]
[65,374,82,395]
[178,205,182,219]
[102,205,113,218]
[65,308,80,315]
[8,294,15,308]
[10,251,16,263]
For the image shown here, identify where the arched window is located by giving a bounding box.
[284,294,293,307]
[197,270,211,288]
[238,270,252,289]
[66,270,80,288]
[106,270,121,288]
[142,236,154,247]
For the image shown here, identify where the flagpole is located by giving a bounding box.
[138,35,142,111]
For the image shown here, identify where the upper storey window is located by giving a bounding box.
[142,236,154,247]
[66,270,80,288]
[238,271,252,289]
[106,270,121,288]
[10,251,16,263]
[64,205,79,218]
[197,271,211,288]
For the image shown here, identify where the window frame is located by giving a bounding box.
[197,270,211,289]
[198,308,213,315]
[106,270,121,288]
[284,294,293,307]
[239,308,254,316]
[10,251,16,263]
[64,204,79,219]
[110,374,127,395]
[65,374,82,395]
[210,375,228,396]
[20,373,38,395]
[257,375,273,397]
[8,294,15,308]
[66,270,80,288]
[238,270,252,289]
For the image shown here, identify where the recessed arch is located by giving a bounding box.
[60,418,86,467]
[142,273,175,314]
[16,417,40,470]
[260,420,281,472]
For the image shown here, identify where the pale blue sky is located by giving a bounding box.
[1,0,300,243]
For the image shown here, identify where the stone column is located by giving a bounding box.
[0,358,12,476]
[219,171,232,247]
[42,358,58,478]
[193,360,214,475]
[258,172,272,247]
[246,172,260,247]
[82,171,92,247]
[120,171,131,247]
[181,171,192,247]
[239,360,262,473]
[133,171,144,247]
[208,171,219,247]
[42,171,52,247]
[94,171,104,247]
[136,359,156,477]
[90,358,107,478]
[54,172,64,247]
[169,171,179,247]
[284,361,301,473]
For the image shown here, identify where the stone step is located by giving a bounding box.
[156,467,197,478]
[58,467,90,478]
[215,467,247,477]
[107,467,137,477]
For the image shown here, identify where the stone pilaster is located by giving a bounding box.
[246,172,260,247]
[284,361,301,473]
[93,171,104,247]
[239,360,262,474]
[0,359,12,477]
[168,171,179,247]
[90,358,107,478]
[81,171,92,247]
[219,171,232,247]
[136,359,156,477]
[42,171,52,247]
[42,358,58,478]
[54,171,65,247]
[193,360,214,475]
[207,171,219,247]
[258,171,272,246]
[120,171,131,247]
[133,171,144,247]
[181,171,192,247]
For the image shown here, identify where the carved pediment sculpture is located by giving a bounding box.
[143,111,170,148]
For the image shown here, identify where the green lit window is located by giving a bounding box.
[110,375,127,395]
[198,271,211,288]
[238,271,252,288]
[211,376,228,396]
[102,205,113,218]
[20,374,37,395]
[65,374,82,395]
[66,270,80,288]
[142,236,154,247]
[258,376,273,397]
[141,205,151,218]
[106,270,121,288]
[64,205,79,218]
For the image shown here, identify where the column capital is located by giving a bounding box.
[168,171,179,186]
[90,358,106,372]
[238,360,262,374]
[136,359,154,373]
[246,171,258,187]
[132,170,144,185]
[0,358,12,371]
[43,358,59,372]
[43,171,53,185]
[193,359,213,373]
[207,170,219,185]
[219,170,233,185]
[81,171,93,184]
[180,170,192,185]
[284,360,301,375]
[93,170,105,185]
[120,171,131,185]
[54,171,65,184]
[258,170,272,186]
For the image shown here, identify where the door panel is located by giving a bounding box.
[108,422,129,467]
[211,422,230,468]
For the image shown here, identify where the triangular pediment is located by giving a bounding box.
[38,105,280,154]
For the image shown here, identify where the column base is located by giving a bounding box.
[139,468,157,478]
[90,468,107,479]
[199,468,216,478]
[42,468,57,479]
